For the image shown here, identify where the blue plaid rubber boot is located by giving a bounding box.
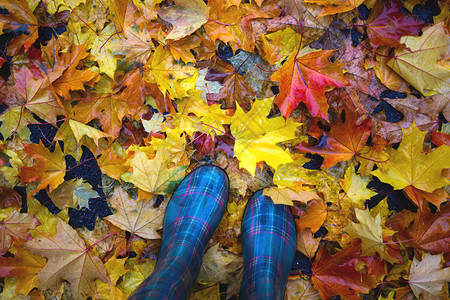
[239,190,297,300]
[129,165,229,300]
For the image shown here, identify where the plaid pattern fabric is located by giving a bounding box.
[239,190,296,300]
[129,164,229,300]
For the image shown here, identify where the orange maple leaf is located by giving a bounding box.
[270,50,349,120]
[0,241,46,295]
[19,142,66,193]
[295,108,371,168]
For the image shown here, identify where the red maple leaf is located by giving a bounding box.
[270,50,349,120]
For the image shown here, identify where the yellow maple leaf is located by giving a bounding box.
[105,186,165,239]
[230,97,301,176]
[262,187,319,206]
[344,208,396,262]
[122,148,186,196]
[68,119,114,146]
[145,45,198,98]
[387,22,450,96]
[372,123,450,193]
[340,165,376,203]
[25,218,111,300]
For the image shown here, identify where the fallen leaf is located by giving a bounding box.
[105,186,165,239]
[408,253,450,300]
[270,49,349,119]
[157,0,209,41]
[19,142,66,193]
[0,241,46,296]
[292,199,327,233]
[69,119,114,146]
[286,277,320,300]
[340,165,376,203]
[25,218,111,300]
[230,97,300,176]
[409,203,450,254]
[387,22,450,96]
[365,0,426,48]
[122,148,187,196]
[311,239,379,299]
[0,209,39,255]
[296,108,371,168]
[197,244,242,284]
[262,187,319,206]
[372,123,450,194]
[344,208,396,262]
[0,0,39,51]
[296,228,320,258]
[303,0,365,17]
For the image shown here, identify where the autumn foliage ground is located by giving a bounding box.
[0,0,449,299]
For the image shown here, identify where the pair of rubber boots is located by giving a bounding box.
[129,165,296,300]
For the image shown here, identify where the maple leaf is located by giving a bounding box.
[311,239,379,299]
[0,209,39,255]
[344,208,396,262]
[121,148,187,196]
[408,253,450,300]
[291,199,327,233]
[49,178,100,210]
[25,218,111,300]
[50,44,99,98]
[157,0,209,41]
[340,165,376,203]
[372,123,450,194]
[262,187,319,206]
[0,0,39,51]
[387,22,450,96]
[270,49,349,119]
[303,0,365,16]
[403,186,448,208]
[73,94,127,138]
[365,0,426,48]
[105,186,164,239]
[19,142,66,193]
[113,69,153,117]
[296,228,320,259]
[68,119,114,146]
[197,244,242,284]
[144,45,198,98]
[295,108,371,168]
[96,148,129,181]
[286,278,320,300]
[230,97,301,176]
[0,241,46,296]
[12,66,65,123]
[0,106,35,139]
[206,58,255,110]
[408,203,450,254]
